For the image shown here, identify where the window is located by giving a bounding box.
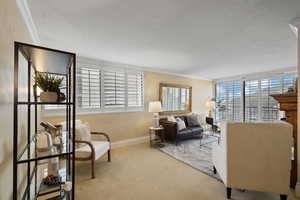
[76,66,144,113]
[127,70,144,107]
[215,81,242,122]
[43,64,144,115]
[103,69,126,108]
[77,67,101,108]
[215,75,296,122]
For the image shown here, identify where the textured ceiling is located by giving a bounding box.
[28,0,300,80]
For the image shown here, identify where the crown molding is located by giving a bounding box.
[213,66,297,83]
[77,56,212,81]
[290,17,300,37]
[16,0,40,43]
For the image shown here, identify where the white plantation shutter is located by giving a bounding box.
[127,70,144,107]
[215,81,242,122]
[260,78,281,121]
[77,67,101,108]
[216,75,296,122]
[103,69,126,108]
[245,80,259,122]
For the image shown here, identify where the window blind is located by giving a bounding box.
[215,81,242,121]
[216,75,296,122]
[127,70,144,107]
[245,80,259,122]
[77,67,101,108]
[75,66,144,112]
[260,78,281,121]
[103,69,126,108]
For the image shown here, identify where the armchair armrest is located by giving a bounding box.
[91,132,111,143]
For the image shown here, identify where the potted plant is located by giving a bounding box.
[34,73,64,102]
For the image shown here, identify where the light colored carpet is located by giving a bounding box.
[159,137,220,181]
[75,143,299,200]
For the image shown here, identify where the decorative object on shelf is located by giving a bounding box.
[148,101,162,128]
[63,181,72,192]
[43,174,65,185]
[205,98,215,118]
[34,72,64,102]
[48,147,60,176]
[36,131,53,152]
[40,122,64,151]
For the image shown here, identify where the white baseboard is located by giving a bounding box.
[111,136,148,149]
[295,182,300,197]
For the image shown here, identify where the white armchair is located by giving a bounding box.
[62,120,111,179]
[212,122,293,200]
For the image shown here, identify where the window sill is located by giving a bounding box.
[41,107,145,117]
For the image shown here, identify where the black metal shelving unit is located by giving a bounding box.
[13,42,76,200]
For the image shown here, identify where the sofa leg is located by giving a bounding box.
[227,187,232,199]
[108,150,111,162]
[213,166,217,174]
[91,158,95,179]
[280,194,287,200]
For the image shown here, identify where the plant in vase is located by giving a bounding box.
[34,73,65,102]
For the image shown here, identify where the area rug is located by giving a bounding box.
[159,136,221,181]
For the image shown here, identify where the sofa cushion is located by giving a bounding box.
[176,117,186,131]
[76,141,110,160]
[176,116,188,126]
[167,116,177,122]
[178,128,192,135]
[188,127,203,135]
[187,115,201,127]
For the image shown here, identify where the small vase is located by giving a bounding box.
[40,92,58,102]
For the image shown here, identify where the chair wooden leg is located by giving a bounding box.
[280,194,287,200]
[213,166,217,174]
[227,187,232,199]
[91,158,95,179]
[108,150,111,162]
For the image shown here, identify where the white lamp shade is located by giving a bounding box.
[205,100,215,109]
[148,101,162,113]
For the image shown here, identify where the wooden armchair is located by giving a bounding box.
[75,130,111,179]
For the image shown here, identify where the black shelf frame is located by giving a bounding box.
[13,42,76,200]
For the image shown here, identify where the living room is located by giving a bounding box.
[1,0,300,200]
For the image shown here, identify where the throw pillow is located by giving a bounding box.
[176,117,186,131]
[187,115,201,127]
[167,116,177,123]
[75,122,92,148]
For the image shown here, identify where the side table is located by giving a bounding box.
[149,126,165,147]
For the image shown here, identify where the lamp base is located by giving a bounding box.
[152,113,160,128]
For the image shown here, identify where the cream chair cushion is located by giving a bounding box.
[75,141,110,160]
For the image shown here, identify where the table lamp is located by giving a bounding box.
[205,100,215,118]
[149,101,162,128]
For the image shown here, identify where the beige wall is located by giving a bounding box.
[0,0,33,199]
[43,71,213,142]
[296,31,300,197]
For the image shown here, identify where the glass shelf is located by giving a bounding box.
[18,131,74,164]
[17,101,74,105]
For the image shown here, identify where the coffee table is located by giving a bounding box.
[199,130,220,147]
